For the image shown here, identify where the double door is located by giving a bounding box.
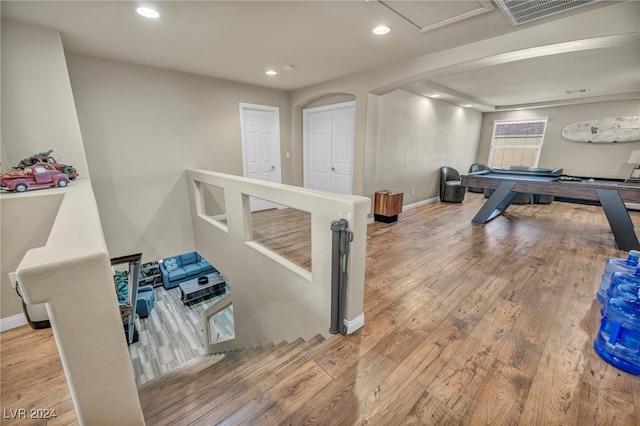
[303,101,355,194]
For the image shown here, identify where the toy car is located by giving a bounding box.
[1,163,70,192]
[15,150,78,180]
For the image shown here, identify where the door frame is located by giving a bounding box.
[302,100,355,191]
[239,102,282,211]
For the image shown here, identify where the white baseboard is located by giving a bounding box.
[344,312,365,334]
[403,197,439,211]
[1,313,27,332]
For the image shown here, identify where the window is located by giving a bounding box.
[488,118,548,168]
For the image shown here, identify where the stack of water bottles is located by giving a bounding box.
[594,250,640,375]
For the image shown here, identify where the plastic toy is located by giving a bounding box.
[1,163,70,192]
[15,150,78,180]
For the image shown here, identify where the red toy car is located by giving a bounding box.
[1,164,70,192]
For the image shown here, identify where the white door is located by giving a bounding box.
[240,103,281,211]
[303,101,355,194]
[307,110,333,192]
[330,106,355,194]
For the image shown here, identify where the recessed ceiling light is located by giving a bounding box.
[372,25,391,35]
[136,7,160,19]
[429,94,441,98]
[266,70,278,76]
[461,104,473,108]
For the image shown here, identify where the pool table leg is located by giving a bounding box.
[597,188,640,251]
[472,181,518,224]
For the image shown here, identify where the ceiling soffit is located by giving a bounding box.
[367,0,495,33]
[398,32,640,112]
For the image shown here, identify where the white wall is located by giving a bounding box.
[1,19,90,321]
[478,100,640,178]
[1,137,11,174]
[0,193,64,318]
[65,54,291,261]
[1,20,89,177]
[375,90,482,203]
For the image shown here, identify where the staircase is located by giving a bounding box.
[136,171,369,424]
[138,334,337,425]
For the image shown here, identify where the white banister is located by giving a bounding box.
[186,170,370,353]
[12,179,144,425]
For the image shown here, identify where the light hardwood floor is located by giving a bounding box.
[2,193,639,425]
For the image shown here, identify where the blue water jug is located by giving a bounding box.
[597,250,640,303]
[612,283,640,301]
[606,267,640,302]
[594,291,640,375]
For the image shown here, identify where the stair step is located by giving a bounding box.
[143,338,307,425]
[140,335,333,425]
[139,341,283,416]
[191,335,336,425]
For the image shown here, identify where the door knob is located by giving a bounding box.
[271,165,276,170]
[331,167,336,171]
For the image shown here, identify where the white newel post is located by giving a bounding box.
[17,252,145,425]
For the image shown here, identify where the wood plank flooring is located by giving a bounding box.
[2,193,640,425]
[249,207,311,271]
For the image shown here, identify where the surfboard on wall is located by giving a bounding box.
[562,116,640,143]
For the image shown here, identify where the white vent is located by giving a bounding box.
[496,0,601,26]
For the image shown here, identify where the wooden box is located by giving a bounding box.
[374,190,403,223]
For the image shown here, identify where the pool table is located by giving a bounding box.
[461,169,640,251]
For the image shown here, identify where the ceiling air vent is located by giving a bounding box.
[495,0,601,26]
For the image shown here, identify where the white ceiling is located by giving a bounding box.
[436,44,640,104]
[2,1,639,111]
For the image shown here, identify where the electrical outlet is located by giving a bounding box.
[411,188,415,196]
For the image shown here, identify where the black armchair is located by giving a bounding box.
[439,166,465,203]
[467,163,488,193]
